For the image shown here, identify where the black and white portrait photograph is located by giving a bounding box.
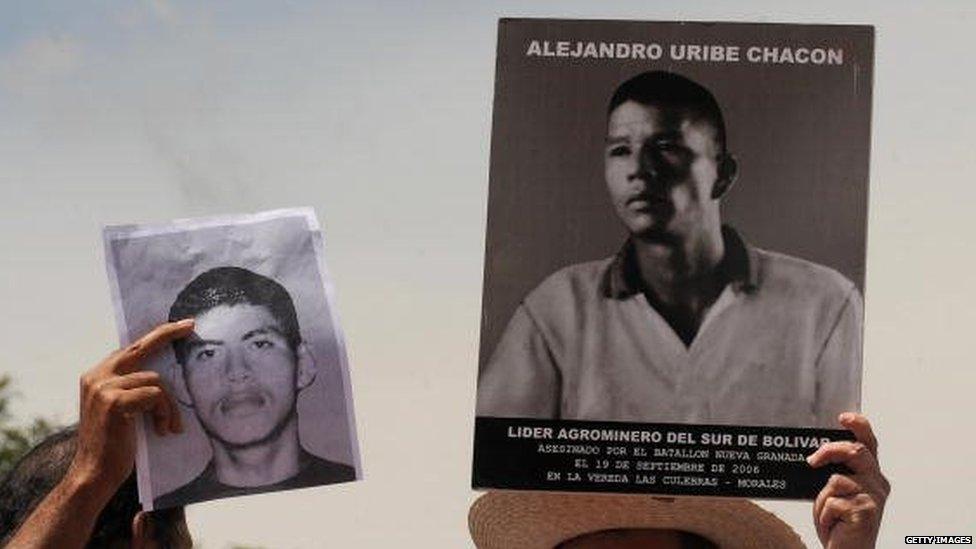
[104,209,361,509]
[476,20,873,431]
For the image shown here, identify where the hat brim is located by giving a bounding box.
[469,491,805,549]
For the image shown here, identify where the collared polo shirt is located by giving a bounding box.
[476,228,862,428]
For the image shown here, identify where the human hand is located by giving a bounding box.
[807,413,890,549]
[66,320,194,504]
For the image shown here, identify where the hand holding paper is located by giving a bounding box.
[5,321,191,549]
[69,320,193,502]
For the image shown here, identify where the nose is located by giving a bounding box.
[224,347,252,382]
[632,141,661,182]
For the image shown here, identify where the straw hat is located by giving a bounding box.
[469,491,805,549]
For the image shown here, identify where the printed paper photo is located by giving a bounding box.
[104,209,361,509]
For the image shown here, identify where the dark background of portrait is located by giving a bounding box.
[478,19,873,368]
[107,212,360,500]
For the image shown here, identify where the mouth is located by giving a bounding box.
[218,390,267,417]
[627,193,670,210]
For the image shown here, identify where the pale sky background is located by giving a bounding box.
[1,1,974,547]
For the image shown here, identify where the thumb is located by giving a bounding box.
[131,511,154,549]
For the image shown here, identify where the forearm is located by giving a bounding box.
[6,473,112,549]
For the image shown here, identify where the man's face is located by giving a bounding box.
[604,100,725,242]
[180,303,301,447]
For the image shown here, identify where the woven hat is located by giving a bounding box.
[469,491,805,549]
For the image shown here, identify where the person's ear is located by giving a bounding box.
[131,511,153,549]
[711,153,739,200]
[170,362,194,407]
[295,342,318,391]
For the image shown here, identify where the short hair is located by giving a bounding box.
[0,427,188,547]
[168,267,301,364]
[607,71,728,154]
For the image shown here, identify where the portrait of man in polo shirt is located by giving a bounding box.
[155,266,355,508]
[476,70,862,428]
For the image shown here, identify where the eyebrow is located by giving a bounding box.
[241,325,286,341]
[605,130,684,146]
[184,338,224,352]
[182,325,286,353]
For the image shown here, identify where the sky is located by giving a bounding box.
[1,1,975,547]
